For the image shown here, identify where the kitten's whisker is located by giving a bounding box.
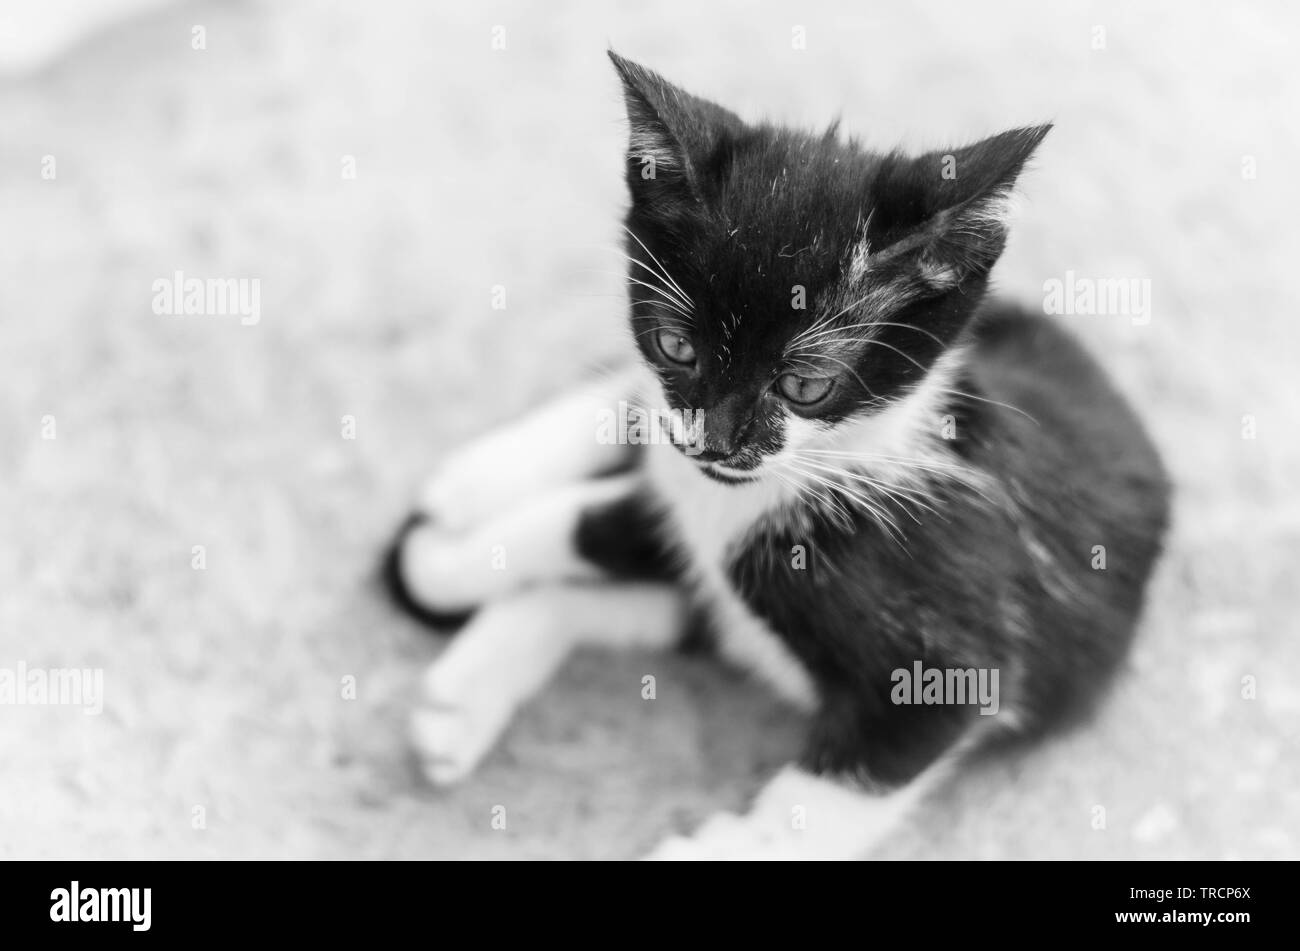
[938,388,1040,425]
[787,465,879,533]
[783,458,908,544]
[795,457,941,509]
[621,252,679,286]
[792,455,940,506]
[785,327,870,351]
[860,337,929,374]
[627,297,694,322]
[789,456,936,523]
[787,299,863,347]
[796,448,965,463]
[783,356,836,379]
[624,256,694,310]
[797,449,1001,509]
[776,463,854,531]
[589,243,694,311]
[868,321,948,348]
[621,276,693,314]
[785,288,887,351]
[795,448,975,476]
[577,268,694,313]
[790,321,949,362]
[621,227,695,307]
[627,296,691,313]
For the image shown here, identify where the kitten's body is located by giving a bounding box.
[385,54,1170,858]
[586,302,1167,788]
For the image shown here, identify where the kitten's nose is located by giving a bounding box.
[693,392,755,461]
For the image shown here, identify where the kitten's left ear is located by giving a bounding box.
[871,124,1052,289]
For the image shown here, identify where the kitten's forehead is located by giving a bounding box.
[682,230,869,357]
[713,135,869,249]
[670,135,878,329]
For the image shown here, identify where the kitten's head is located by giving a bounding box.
[609,51,1049,484]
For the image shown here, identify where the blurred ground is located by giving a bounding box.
[0,0,1296,859]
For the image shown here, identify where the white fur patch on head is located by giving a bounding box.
[627,128,680,171]
[917,257,959,290]
[846,236,871,284]
[963,187,1021,232]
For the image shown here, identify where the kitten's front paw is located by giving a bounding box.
[409,640,516,786]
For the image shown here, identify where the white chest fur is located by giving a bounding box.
[643,440,820,711]
[626,349,970,713]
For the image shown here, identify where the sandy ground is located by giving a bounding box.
[0,0,1296,859]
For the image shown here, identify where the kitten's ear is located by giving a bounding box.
[608,50,744,214]
[871,124,1052,289]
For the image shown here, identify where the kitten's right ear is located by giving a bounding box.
[867,125,1051,291]
[608,50,743,214]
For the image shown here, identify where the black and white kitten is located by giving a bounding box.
[385,52,1170,859]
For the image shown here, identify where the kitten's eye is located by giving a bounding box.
[656,329,696,365]
[777,373,834,405]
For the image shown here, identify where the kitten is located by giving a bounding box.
[383,51,1170,859]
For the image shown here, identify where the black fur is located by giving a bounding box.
[573,486,679,582]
